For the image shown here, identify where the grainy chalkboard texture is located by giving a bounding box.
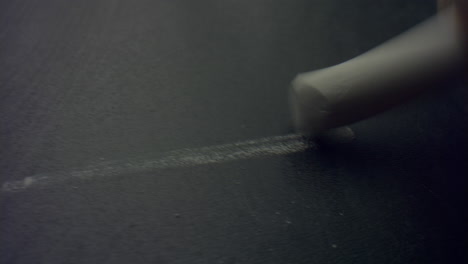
[1,1,466,264]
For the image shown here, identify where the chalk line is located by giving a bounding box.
[2,133,313,193]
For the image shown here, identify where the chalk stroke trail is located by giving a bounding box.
[2,134,313,193]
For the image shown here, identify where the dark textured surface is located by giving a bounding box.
[1,0,467,263]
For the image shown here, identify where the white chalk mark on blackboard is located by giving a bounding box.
[2,134,313,193]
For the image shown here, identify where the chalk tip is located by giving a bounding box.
[315,126,355,145]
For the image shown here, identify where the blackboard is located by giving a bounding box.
[1,1,466,263]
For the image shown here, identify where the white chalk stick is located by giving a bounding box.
[290,7,463,136]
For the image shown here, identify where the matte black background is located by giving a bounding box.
[1,0,467,263]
